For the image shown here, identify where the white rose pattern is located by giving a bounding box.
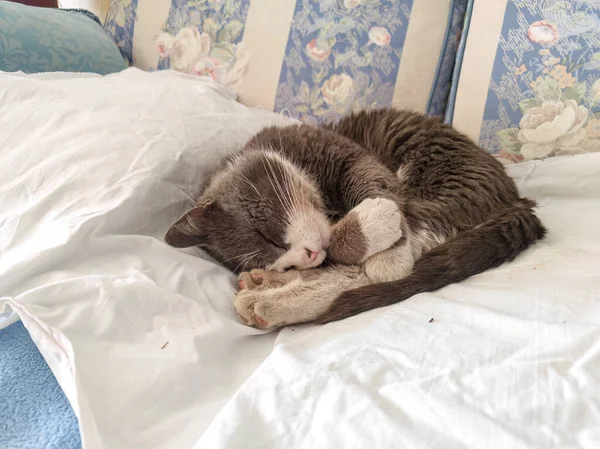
[156,27,210,74]
[344,0,361,9]
[194,57,228,83]
[527,20,559,45]
[517,100,589,160]
[368,26,392,46]
[156,26,250,90]
[321,74,355,111]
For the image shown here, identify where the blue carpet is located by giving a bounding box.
[0,321,81,449]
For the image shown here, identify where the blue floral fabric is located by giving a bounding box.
[428,0,469,118]
[164,0,249,36]
[274,0,413,124]
[444,0,474,124]
[104,0,139,64]
[157,0,251,72]
[103,0,468,122]
[479,0,600,162]
[0,2,126,75]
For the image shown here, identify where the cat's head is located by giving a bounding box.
[165,150,330,273]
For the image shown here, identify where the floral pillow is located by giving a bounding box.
[450,0,600,163]
[104,0,468,123]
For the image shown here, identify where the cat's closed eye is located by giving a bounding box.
[256,230,287,253]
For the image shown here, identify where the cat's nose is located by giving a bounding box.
[305,249,319,262]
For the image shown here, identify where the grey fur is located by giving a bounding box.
[166,108,546,325]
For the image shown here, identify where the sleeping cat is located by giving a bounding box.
[165,108,546,329]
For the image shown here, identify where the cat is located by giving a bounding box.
[165,108,546,329]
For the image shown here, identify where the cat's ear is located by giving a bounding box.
[165,200,214,248]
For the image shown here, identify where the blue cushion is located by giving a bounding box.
[0,321,81,449]
[0,2,126,74]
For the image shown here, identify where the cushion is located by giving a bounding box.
[0,2,126,75]
[449,0,600,163]
[104,0,468,122]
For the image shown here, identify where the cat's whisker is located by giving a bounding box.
[263,155,294,216]
[261,156,286,211]
[246,142,261,152]
[239,257,253,274]
[298,172,306,214]
[285,165,307,225]
[266,151,290,211]
[268,146,301,218]
[276,127,299,212]
[277,127,284,155]
[234,259,246,273]
[241,252,259,269]
[223,250,258,266]
[233,172,262,198]
[226,152,244,167]
[225,252,254,264]
[275,156,296,213]
[233,251,259,272]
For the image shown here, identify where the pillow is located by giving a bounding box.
[0,2,126,75]
[0,68,293,449]
[449,0,600,163]
[104,0,468,122]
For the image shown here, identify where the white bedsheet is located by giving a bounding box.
[1,69,599,449]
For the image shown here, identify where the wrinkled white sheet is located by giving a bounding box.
[1,69,600,449]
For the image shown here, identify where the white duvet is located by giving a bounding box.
[1,69,599,449]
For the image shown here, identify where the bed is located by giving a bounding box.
[1,68,599,448]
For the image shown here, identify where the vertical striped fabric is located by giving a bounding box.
[105,0,467,122]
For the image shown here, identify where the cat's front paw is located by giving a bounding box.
[234,273,315,330]
[234,289,285,330]
[237,269,299,291]
[235,270,302,329]
[354,198,403,260]
[235,289,266,328]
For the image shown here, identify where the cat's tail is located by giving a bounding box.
[317,198,547,323]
